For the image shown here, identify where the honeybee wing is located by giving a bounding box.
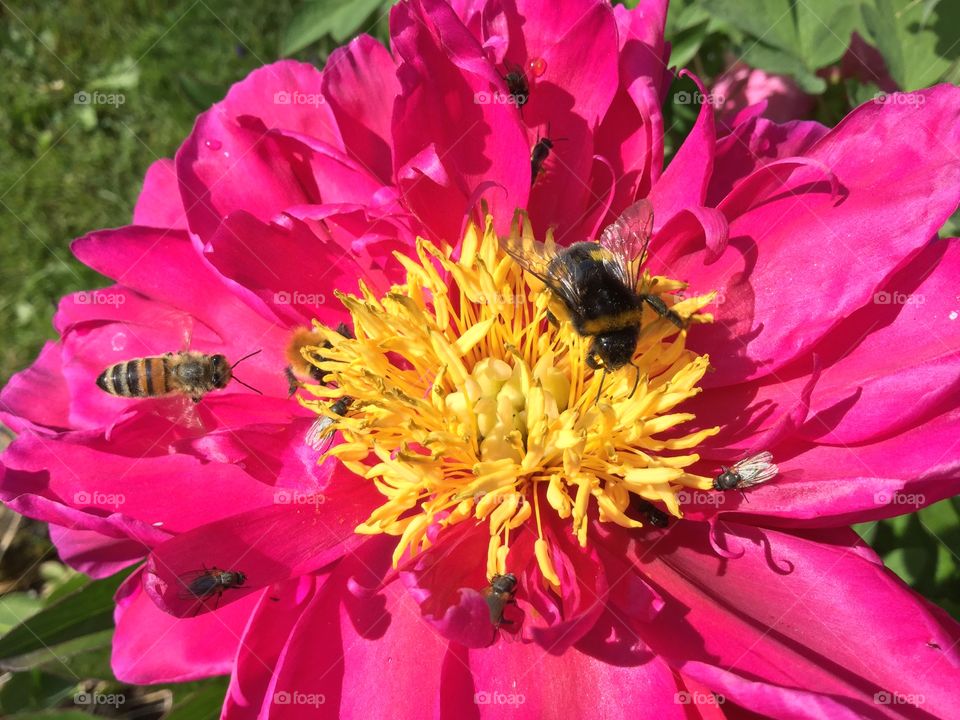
[731,451,779,488]
[598,198,654,291]
[499,233,584,312]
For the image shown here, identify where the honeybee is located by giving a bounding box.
[96,350,262,403]
[178,567,246,611]
[482,573,518,627]
[713,451,779,491]
[502,199,684,397]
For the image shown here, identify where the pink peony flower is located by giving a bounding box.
[711,60,815,128]
[2,0,960,718]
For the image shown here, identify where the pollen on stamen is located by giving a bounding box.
[297,214,719,590]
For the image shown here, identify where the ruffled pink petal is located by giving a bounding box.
[322,36,400,183]
[132,159,189,230]
[466,639,692,720]
[648,72,715,227]
[221,576,323,720]
[143,473,379,617]
[112,570,261,684]
[175,109,318,241]
[221,60,343,148]
[687,85,960,387]
[1,431,278,533]
[635,522,960,718]
[706,115,828,206]
[0,341,70,433]
[48,524,147,578]
[391,0,529,237]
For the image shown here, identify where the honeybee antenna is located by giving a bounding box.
[231,376,263,396]
[230,349,262,369]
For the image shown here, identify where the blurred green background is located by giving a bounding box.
[0,0,958,716]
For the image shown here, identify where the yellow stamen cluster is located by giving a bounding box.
[299,215,718,589]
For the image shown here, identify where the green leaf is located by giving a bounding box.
[165,677,230,720]
[0,567,133,670]
[0,669,76,714]
[883,546,931,585]
[282,0,388,56]
[0,593,43,635]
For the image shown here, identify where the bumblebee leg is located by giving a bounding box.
[545,309,558,327]
[594,369,607,406]
[640,293,684,328]
[628,362,642,398]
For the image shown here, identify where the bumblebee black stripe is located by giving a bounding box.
[110,363,126,396]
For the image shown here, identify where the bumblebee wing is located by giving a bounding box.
[598,198,654,290]
[732,451,779,488]
[500,234,583,311]
[306,416,336,453]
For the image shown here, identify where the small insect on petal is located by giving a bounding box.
[713,451,779,491]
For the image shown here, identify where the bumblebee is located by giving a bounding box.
[482,573,518,627]
[96,350,261,403]
[178,567,246,611]
[714,451,779,491]
[634,499,670,528]
[502,199,684,396]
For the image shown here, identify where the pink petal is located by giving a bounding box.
[636,522,960,718]
[112,570,261,684]
[0,341,70,433]
[390,0,529,237]
[221,60,342,148]
[322,36,400,183]
[48,525,147,578]
[175,109,317,241]
[719,407,960,527]
[688,85,960,387]
[132,159,188,230]
[143,474,379,617]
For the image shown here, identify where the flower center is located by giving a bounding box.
[299,214,718,589]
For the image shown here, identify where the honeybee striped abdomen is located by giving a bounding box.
[96,356,170,398]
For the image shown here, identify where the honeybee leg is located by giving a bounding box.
[545,309,559,327]
[640,294,684,328]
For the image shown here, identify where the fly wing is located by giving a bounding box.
[598,198,654,290]
[731,451,779,488]
[176,570,216,599]
[500,234,584,313]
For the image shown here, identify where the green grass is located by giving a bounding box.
[0,0,303,384]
